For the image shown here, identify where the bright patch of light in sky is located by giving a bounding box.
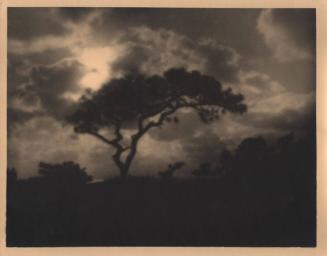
[77,46,121,90]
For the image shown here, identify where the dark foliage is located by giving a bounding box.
[67,68,246,178]
[6,132,315,247]
[158,161,185,179]
[38,161,93,185]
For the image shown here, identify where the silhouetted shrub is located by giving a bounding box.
[158,161,185,179]
[38,161,93,185]
[236,136,268,160]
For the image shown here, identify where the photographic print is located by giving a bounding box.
[6,7,316,247]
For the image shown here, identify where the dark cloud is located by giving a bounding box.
[56,8,96,22]
[25,60,84,118]
[257,9,315,62]
[110,27,202,77]
[272,9,315,55]
[235,99,315,136]
[111,44,152,76]
[91,8,264,59]
[7,48,81,135]
[198,39,240,83]
[7,48,74,106]
[8,60,84,126]
[111,26,241,83]
[249,109,314,133]
[7,55,30,99]
[245,9,316,94]
[12,48,73,65]
[8,8,71,40]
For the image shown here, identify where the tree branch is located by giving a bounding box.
[87,122,128,171]
[143,106,178,131]
[111,122,123,145]
[88,131,117,147]
[88,99,206,177]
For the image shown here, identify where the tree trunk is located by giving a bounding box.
[120,166,129,180]
[118,137,139,179]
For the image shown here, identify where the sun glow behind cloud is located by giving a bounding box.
[62,46,122,101]
[77,46,121,90]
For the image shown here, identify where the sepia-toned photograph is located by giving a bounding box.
[6,7,316,247]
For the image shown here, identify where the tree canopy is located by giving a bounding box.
[67,68,246,177]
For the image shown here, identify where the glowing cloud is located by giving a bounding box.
[77,46,122,90]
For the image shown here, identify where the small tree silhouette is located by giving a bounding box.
[68,68,246,178]
[38,161,93,185]
[158,161,185,179]
[235,136,268,163]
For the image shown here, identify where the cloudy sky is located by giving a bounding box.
[7,8,316,179]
